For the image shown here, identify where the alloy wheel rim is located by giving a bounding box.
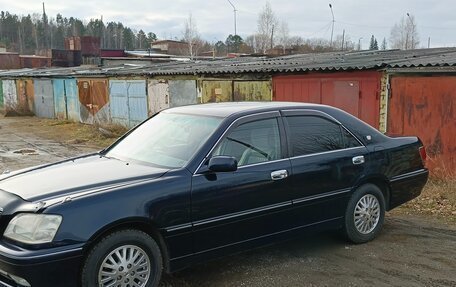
[354,194,380,234]
[98,244,151,287]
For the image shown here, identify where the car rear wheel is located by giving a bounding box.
[81,229,162,287]
[344,184,385,243]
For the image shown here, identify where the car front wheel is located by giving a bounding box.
[344,184,386,243]
[81,229,163,287]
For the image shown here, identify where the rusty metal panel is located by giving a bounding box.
[388,76,456,173]
[169,80,197,107]
[19,56,51,68]
[0,53,20,69]
[148,79,169,116]
[53,79,67,120]
[34,79,55,118]
[273,72,381,128]
[77,79,110,124]
[16,79,34,115]
[233,81,272,101]
[25,80,35,113]
[201,80,232,103]
[78,80,92,123]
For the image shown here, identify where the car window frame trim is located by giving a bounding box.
[194,111,283,175]
[280,109,365,158]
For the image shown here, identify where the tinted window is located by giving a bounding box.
[286,116,360,157]
[213,118,282,166]
[342,127,362,148]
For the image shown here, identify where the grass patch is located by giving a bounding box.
[392,177,456,225]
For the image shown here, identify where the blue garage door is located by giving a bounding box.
[109,80,148,128]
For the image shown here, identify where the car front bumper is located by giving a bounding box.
[0,240,84,287]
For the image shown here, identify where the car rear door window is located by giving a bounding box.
[213,118,282,166]
[286,116,360,157]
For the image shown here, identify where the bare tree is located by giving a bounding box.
[182,13,201,59]
[277,20,290,54]
[390,14,420,50]
[256,1,278,53]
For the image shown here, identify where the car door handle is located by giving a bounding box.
[352,155,365,165]
[271,170,288,181]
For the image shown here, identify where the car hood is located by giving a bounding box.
[0,154,169,203]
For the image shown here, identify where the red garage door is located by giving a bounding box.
[388,76,456,175]
[273,71,381,129]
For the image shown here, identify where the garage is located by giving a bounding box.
[109,79,148,127]
[273,71,381,129]
[388,74,456,174]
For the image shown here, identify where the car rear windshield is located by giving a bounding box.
[106,112,222,168]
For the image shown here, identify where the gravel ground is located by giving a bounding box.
[0,116,455,287]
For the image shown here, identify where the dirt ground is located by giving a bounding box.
[0,116,455,287]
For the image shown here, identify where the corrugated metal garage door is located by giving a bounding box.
[148,79,169,116]
[202,80,272,103]
[34,79,55,118]
[201,80,232,103]
[53,79,79,121]
[127,80,148,126]
[273,72,381,129]
[233,81,272,101]
[169,80,198,107]
[64,79,80,122]
[110,80,148,127]
[78,79,110,125]
[0,80,3,109]
[2,80,17,114]
[15,79,33,115]
[388,76,456,174]
[53,79,67,120]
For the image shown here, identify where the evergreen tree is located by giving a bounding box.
[381,37,387,50]
[0,10,158,52]
[369,35,379,50]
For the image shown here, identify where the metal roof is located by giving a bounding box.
[2,48,456,77]
[142,47,456,76]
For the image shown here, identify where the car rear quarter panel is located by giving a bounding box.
[366,136,428,210]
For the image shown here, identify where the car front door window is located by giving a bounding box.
[213,118,282,166]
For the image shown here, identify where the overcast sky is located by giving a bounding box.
[1,0,456,48]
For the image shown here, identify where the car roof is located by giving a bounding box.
[163,102,325,118]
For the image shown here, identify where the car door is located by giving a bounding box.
[281,109,368,227]
[191,111,293,252]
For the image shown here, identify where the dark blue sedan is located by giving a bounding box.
[0,102,428,287]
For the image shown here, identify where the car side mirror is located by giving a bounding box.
[208,156,238,172]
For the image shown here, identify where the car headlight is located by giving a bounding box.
[4,214,62,244]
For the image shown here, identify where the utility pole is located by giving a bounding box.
[329,4,335,48]
[406,13,413,49]
[358,37,363,50]
[271,24,275,50]
[42,2,48,49]
[227,0,237,36]
[428,37,431,48]
[341,29,345,50]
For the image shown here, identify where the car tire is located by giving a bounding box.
[81,229,163,287]
[344,184,385,244]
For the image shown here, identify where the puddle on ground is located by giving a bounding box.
[0,148,45,157]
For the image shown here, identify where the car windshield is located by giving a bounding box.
[106,112,222,168]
